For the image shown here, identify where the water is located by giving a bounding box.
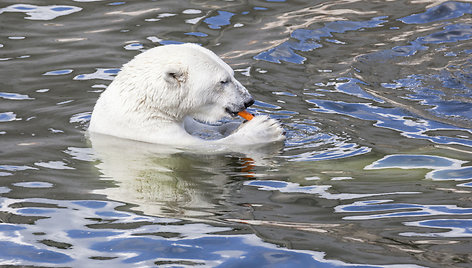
[1,0,472,266]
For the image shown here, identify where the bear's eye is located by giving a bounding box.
[220,79,229,85]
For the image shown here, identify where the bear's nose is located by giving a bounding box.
[244,98,255,108]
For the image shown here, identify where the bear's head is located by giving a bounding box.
[114,43,254,123]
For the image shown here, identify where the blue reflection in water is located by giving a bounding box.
[308,99,472,147]
[333,78,384,102]
[95,211,130,217]
[382,65,472,126]
[0,224,26,234]
[158,40,185,45]
[11,6,35,11]
[0,197,391,267]
[0,241,72,264]
[69,111,91,125]
[358,21,472,128]
[0,92,34,100]
[88,234,394,267]
[418,24,472,44]
[109,2,126,6]
[204,11,235,29]
[185,32,208,37]
[124,43,144,51]
[458,181,472,187]
[254,100,281,110]
[74,68,119,81]
[427,166,472,181]
[250,180,288,188]
[337,200,472,220]
[255,1,472,144]
[17,208,56,215]
[43,69,73,76]
[0,112,18,122]
[402,219,472,237]
[91,235,319,266]
[360,24,472,62]
[51,7,74,12]
[255,16,387,63]
[399,2,472,24]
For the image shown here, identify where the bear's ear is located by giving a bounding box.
[164,65,187,84]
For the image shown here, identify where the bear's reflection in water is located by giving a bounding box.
[89,131,283,218]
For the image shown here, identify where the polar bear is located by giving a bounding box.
[88,43,284,148]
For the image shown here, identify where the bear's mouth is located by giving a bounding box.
[225,107,245,117]
[225,98,255,117]
[225,96,254,117]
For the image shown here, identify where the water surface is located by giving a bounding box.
[1,0,472,267]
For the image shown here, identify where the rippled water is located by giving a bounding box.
[1,0,472,267]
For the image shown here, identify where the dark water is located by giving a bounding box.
[1,0,472,267]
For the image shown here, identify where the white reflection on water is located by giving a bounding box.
[402,219,472,237]
[336,200,472,220]
[365,154,472,187]
[74,68,119,81]
[365,154,466,170]
[0,4,82,21]
[13,182,53,188]
[245,180,418,200]
[35,161,75,170]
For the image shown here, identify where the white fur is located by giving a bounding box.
[88,43,284,148]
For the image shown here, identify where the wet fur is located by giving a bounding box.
[89,43,284,148]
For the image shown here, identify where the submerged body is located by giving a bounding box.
[89,43,284,148]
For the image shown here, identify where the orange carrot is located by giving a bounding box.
[238,110,254,121]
